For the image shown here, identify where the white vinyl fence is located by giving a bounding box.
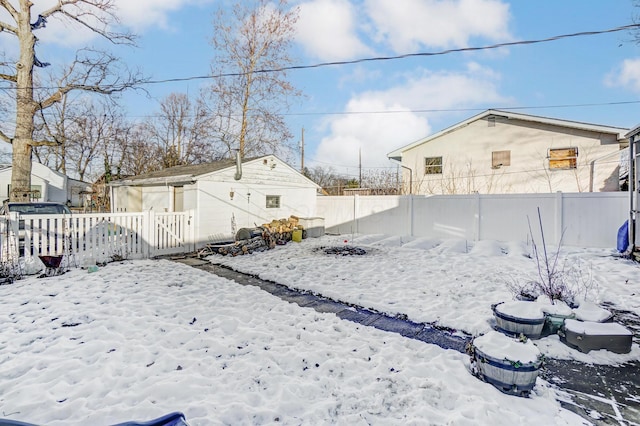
[0,210,194,264]
[315,192,628,249]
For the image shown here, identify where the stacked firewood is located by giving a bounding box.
[261,216,303,245]
[214,216,303,256]
[216,227,274,256]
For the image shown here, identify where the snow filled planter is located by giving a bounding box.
[469,331,543,397]
[493,301,545,339]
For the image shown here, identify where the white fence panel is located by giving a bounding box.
[0,211,194,265]
[150,211,194,256]
[412,195,478,240]
[68,212,147,261]
[317,192,629,249]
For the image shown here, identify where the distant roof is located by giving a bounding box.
[109,156,269,186]
[626,123,640,138]
[388,109,630,161]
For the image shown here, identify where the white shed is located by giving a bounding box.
[0,161,92,207]
[109,155,321,247]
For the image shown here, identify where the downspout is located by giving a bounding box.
[234,150,242,181]
[400,165,413,195]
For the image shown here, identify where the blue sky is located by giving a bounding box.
[7,0,640,178]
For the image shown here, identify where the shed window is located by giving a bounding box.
[266,195,281,208]
[549,147,578,170]
[492,150,511,168]
[424,157,443,174]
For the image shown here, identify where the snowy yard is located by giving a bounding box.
[1,234,639,425]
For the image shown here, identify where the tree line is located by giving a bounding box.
[0,0,300,202]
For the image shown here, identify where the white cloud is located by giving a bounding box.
[313,64,510,173]
[114,0,214,32]
[314,98,430,175]
[605,58,640,92]
[364,0,512,52]
[22,0,215,47]
[295,0,373,61]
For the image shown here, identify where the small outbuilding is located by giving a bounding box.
[0,161,92,207]
[108,155,321,248]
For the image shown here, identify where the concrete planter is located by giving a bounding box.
[562,319,633,354]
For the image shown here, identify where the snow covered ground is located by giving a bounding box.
[1,234,638,425]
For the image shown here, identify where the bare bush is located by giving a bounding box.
[507,208,598,306]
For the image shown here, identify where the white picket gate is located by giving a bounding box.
[0,210,194,264]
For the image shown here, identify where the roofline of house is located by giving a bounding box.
[108,155,321,189]
[387,109,630,161]
[626,123,640,138]
[109,174,196,187]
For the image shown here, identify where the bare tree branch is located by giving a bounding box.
[0,20,18,35]
[0,129,12,144]
[0,0,18,21]
[0,72,17,82]
[39,0,136,45]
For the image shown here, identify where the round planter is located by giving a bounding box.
[470,330,543,397]
[493,301,545,339]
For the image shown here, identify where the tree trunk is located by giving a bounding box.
[11,1,37,202]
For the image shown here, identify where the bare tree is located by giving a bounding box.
[303,165,352,195]
[144,93,218,168]
[113,123,160,177]
[360,169,399,195]
[207,0,301,158]
[0,1,143,201]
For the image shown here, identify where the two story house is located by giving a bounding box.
[387,110,629,194]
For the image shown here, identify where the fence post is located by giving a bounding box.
[555,191,563,245]
[144,210,153,258]
[188,209,195,252]
[408,195,414,237]
[353,194,359,235]
[475,192,481,241]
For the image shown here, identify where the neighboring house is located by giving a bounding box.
[108,155,321,245]
[0,161,92,207]
[387,109,629,194]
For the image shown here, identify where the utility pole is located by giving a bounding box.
[300,127,305,173]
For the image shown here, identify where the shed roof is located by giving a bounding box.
[109,155,320,188]
[108,157,259,186]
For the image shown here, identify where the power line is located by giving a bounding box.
[0,23,638,92]
[15,98,640,121]
[140,23,640,86]
[283,100,640,117]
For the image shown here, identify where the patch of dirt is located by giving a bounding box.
[317,245,368,256]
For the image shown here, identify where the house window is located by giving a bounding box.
[492,150,511,168]
[266,195,281,208]
[424,157,443,174]
[548,147,578,170]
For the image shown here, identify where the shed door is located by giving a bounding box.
[173,186,184,212]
